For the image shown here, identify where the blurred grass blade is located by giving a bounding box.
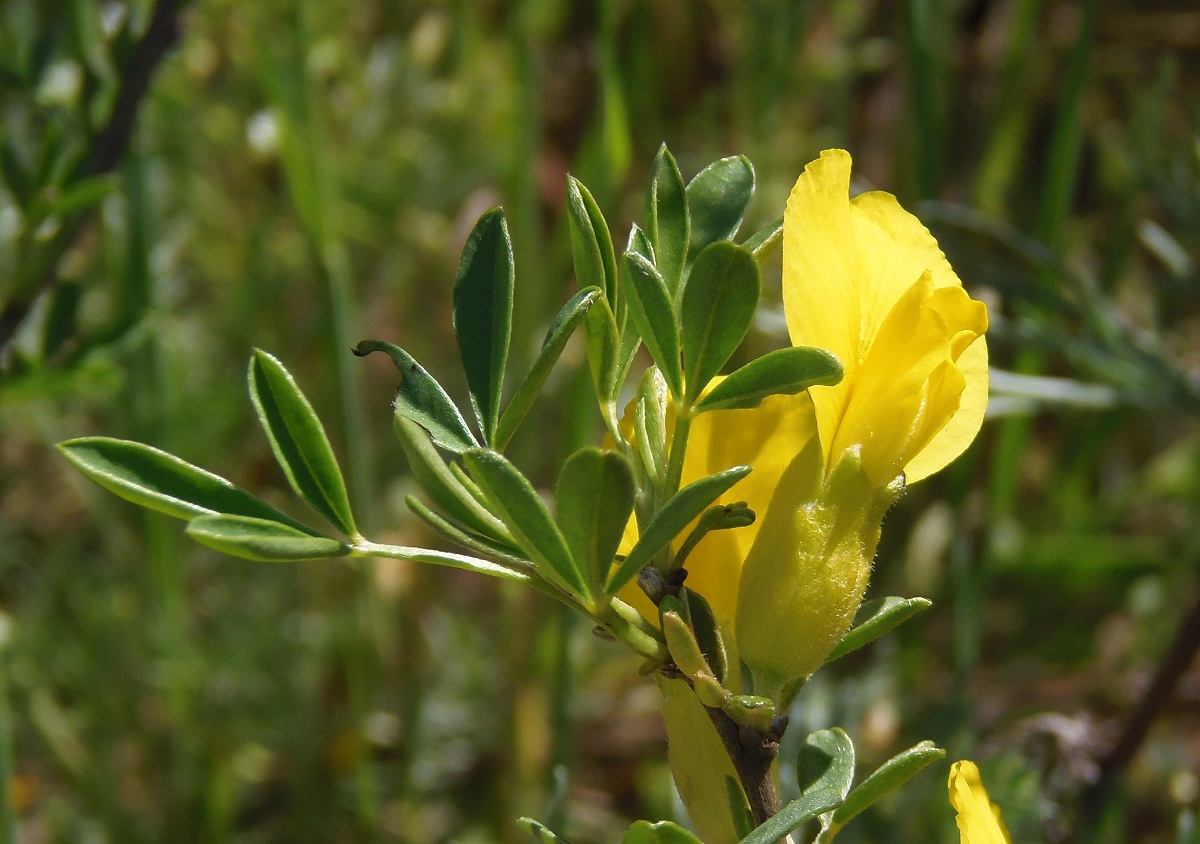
[186,515,349,561]
[555,447,635,595]
[496,287,602,450]
[797,728,855,802]
[393,416,515,546]
[686,156,755,261]
[742,216,782,261]
[58,437,317,534]
[567,177,618,308]
[830,742,945,827]
[607,465,752,594]
[623,819,703,844]
[454,207,515,445]
[646,143,689,295]
[248,349,358,538]
[826,597,932,663]
[622,251,682,398]
[737,787,841,844]
[681,241,761,404]
[464,448,588,599]
[695,347,843,413]
[353,339,479,453]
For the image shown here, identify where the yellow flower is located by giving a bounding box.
[949,760,1012,844]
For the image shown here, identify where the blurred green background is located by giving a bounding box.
[2,0,1199,841]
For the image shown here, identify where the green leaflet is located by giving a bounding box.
[686,155,756,262]
[825,597,933,664]
[186,515,348,562]
[622,251,682,398]
[567,177,618,309]
[681,241,761,405]
[694,347,844,413]
[555,447,635,596]
[645,143,689,296]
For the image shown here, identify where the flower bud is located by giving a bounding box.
[734,445,900,703]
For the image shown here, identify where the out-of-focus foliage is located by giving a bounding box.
[1,0,1199,842]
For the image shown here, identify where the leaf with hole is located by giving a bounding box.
[695,347,844,413]
[354,340,478,453]
[681,241,761,404]
[453,207,514,445]
[247,350,357,537]
[186,515,348,561]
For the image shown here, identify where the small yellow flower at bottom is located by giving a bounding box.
[949,760,1012,844]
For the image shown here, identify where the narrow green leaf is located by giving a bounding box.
[393,416,515,546]
[453,207,514,445]
[627,222,656,265]
[681,241,761,404]
[826,597,933,663]
[370,543,539,586]
[607,465,752,594]
[567,177,618,308]
[737,787,842,844]
[583,295,621,402]
[495,287,602,450]
[622,251,682,398]
[248,350,357,537]
[405,495,533,570]
[830,742,945,826]
[518,818,575,844]
[555,448,635,595]
[683,588,727,685]
[695,347,844,413]
[686,156,755,262]
[464,449,588,598]
[353,340,478,453]
[646,144,689,295]
[742,216,783,260]
[797,729,856,803]
[726,776,756,840]
[57,437,317,534]
[186,515,348,562]
[623,819,703,844]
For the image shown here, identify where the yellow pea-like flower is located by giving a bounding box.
[949,760,1012,844]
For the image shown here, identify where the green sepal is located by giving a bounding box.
[736,788,842,844]
[695,347,844,413]
[645,143,689,296]
[606,465,752,594]
[583,295,621,403]
[825,597,933,664]
[797,728,856,806]
[680,241,761,405]
[186,515,349,562]
[518,818,575,844]
[463,449,588,599]
[623,819,703,844]
[393,416,515,547]
[622,251,682,398]
[495,287,602,450]
[566,176,618,310]
[405,495,533,569]
[453,207,514,445]
[247,350,357,538]
[829,741,945,829]
[57,437,316,534]
[353,340,478,453]
[555,447,635,596]
[742,215,782,260]
[686,155,755,262]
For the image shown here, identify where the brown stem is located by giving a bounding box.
[702,704,782,826]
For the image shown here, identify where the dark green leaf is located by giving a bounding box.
[583,294,621,402]
[681,241,761,404]
[248,350,358,537]
[464,449,587,598]
[518,818,575,844]
[555,448,635,595]
[354,339,478,453]
[695,347,844,413]
[742,216,783,260]
[186,515,348,562]
[453,207,514,445]
[686,156,755,262]
[0,137,32,208]
[405,495,533,569]
[622,251,682,398]
[393,416,514,546]
[58,437,316,534]
[831,742,945,826]
[826,597,933,663]
[607,465,752,594]
[726,776,756,840]
[567,177,618,308]
[645,144,690,296]
[797,729,856,803]
[495,287,602,450]
[623,819,703,844]
[737,787,842,844]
